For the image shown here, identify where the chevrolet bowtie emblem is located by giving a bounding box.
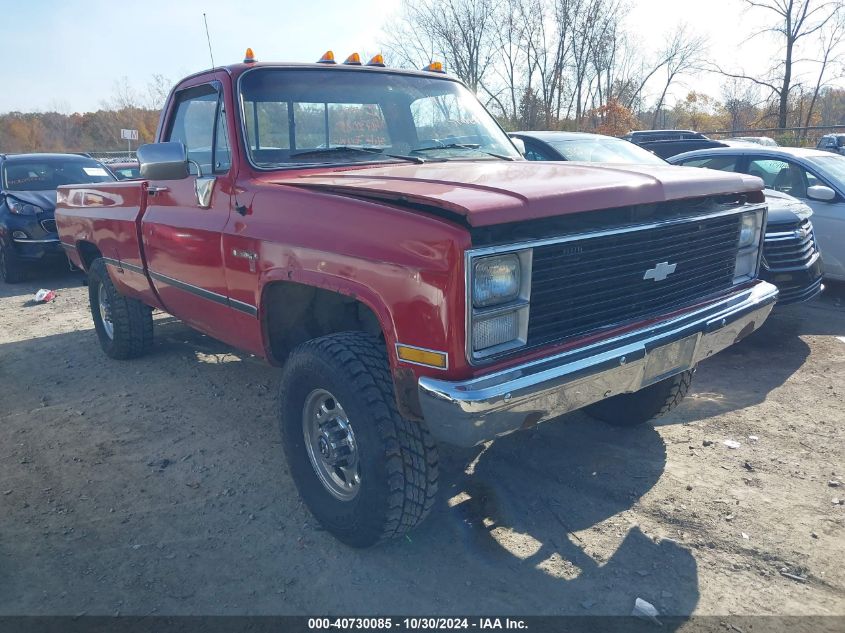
[643,261,677,282]
[794,227,809,240]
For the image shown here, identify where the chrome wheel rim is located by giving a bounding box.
[302,388,360,501]
[98,282,114,340]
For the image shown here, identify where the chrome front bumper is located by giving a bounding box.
[418,281,779,447]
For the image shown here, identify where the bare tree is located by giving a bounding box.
[567,0,622,127]
[721,77,763,131]
[650,25,708,128]
[102,77,143,112]
[737,0,840,129]
[146,74,174,111]
[519,0,572,127]
[802,7,845,133]
[485,0,527,122]
[382,0,498,93]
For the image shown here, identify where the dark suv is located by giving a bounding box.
[623,129,709,142]
[0,153,115,282]
[817,134,845,156]
[623,130,729,159]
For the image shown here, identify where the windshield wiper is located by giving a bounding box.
[410,143,514,161]
[289,146,424,164]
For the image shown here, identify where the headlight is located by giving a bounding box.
[734,209,765,283]
[738,212,760,248]
[467,249,532,360]
[6,197,43,216]
[473,254,521,307]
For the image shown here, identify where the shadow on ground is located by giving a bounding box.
[0,260,83,299]
[660,292,845,424]
[0,317,699,620]
[6,275,842,617]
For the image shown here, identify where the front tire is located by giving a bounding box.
[585,369,694,427]
[279,332,439,547]
[88,259,153,359]
[0,240,25,283]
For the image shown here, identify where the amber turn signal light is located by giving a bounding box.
[344,52,362,65]
[396,344,448,370]
[318,50,336,64]
[367,54,386,67]
[422,61,445,73]
[244,48,256,63]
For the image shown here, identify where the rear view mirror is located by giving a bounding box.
[807,185,836,202]
[137,142,189,180]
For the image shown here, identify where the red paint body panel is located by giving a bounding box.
[55,63,766,392]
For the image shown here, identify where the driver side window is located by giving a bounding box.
[166,83,230,175]
[746,157,815,198]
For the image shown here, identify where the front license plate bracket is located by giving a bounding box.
[642,334,699,386]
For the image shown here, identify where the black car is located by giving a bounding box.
[0,153,115,283]
[668,150,827,303]
[622,129,709,142]
[514,131,824,305]
[511,130,667,164]
[618,129,729,158]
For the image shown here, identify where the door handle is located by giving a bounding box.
[148,185,168,194]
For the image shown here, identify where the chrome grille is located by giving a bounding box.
[40,219,57,233]
[763,219,817,269]
[527,213,742,348]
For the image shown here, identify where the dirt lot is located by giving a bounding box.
[1,267,843,619]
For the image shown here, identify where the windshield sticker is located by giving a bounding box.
[83,167,108,176]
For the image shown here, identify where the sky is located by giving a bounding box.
[0,0,840,114]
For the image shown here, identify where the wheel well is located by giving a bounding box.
[76,241,102,271]
[263,281,384,364]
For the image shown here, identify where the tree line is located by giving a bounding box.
[0,75,170,154]
[1,0,843,153]
[381,0,845,136]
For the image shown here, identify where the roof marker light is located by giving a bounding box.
[318,50,336,64]
[367,54,386,67]
[422,61,445,73]
[244,48,256,63]
[344,53,362,65]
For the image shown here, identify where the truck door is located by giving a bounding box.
[141,80,236,341]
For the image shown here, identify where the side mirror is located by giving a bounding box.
[137,142,189,180]
[510,136,526,156]
[807,184,836,202]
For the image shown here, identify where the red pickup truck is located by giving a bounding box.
[56,52,778,547]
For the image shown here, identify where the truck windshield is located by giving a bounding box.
[239,68,520,168]
[2,158,115,191]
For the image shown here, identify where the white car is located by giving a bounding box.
[669,147,845,281]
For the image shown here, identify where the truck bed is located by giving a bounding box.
[56,181,162,309]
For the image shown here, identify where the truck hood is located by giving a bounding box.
[4,190,57,213]
[278,161,763,227]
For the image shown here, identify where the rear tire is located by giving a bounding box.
[279,332,439,547]
[88,259,153,359]
[585,369,694,427]
[0,240,25,283]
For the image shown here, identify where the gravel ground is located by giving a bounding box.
[1,266,843,619]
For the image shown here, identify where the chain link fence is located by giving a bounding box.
[704,125,845,148]
[86,150,137,164]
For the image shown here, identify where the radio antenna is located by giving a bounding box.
[203,13,215,68]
